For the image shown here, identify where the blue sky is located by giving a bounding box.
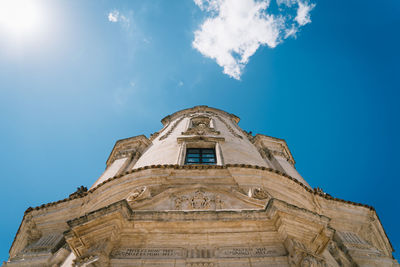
[0,0,399,262]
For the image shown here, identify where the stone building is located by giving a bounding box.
[4,106,398,266]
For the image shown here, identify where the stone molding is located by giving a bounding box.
[177,136,225,144]
[159,116,186,140]
[25,164,375,213]
[12,164,394,264]
[126,185,266,211]
[21,164,377,218]
[63,198,334,265]
[252,134,295,165]
[105,135,150,167]
[161,106,240,126]
[213,114,243,139]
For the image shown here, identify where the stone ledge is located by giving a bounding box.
[24,164,375,214]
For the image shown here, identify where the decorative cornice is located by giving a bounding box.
[13,163,394,257]
[252,134,295,165]
[105,135,150,166]
[161,106,240,126]
[159,116,186,140]
[177,136,225,144]
[65,198,326,229]
[24,164,376,214]
[213,114,243,139]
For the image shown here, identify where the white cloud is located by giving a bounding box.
[107,9,130,28]
[295,1,315,26]
[276,0,297,7]
[193,0,316,80]
[108,10,119,22]
[284,24,298,38]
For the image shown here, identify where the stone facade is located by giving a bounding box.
[4,106,398,267]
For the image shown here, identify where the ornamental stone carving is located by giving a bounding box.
[126,186,150,202]
[327,241,353,267]
[250,187,270,200]
[300,254,327,267]
[213,114,242,139]
[285,238,327,267]
[182,116,220,136]
[159,116,186,140]
[106,135,150,166]
[174,190,224,210]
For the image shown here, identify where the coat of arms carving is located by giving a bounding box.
[174,190,223,210]
[182,116,220,136]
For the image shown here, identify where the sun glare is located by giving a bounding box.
[0,0,43,36]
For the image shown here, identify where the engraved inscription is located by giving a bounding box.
[112,246,285,259]
[111,248,185,259]
[216,246,284,258]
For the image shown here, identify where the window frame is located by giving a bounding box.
[185,148,217,165]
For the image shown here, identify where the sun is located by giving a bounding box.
[0,0,43,36]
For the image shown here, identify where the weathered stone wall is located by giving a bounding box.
[5,106,397,267]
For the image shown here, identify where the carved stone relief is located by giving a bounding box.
[174,190,224,210]
[126,186,150,202]
[249,187,270,200]
[300,254,327,267]
[285,238,327,267]
[182,115,220,136]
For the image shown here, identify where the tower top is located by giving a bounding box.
[161,105,240,125]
